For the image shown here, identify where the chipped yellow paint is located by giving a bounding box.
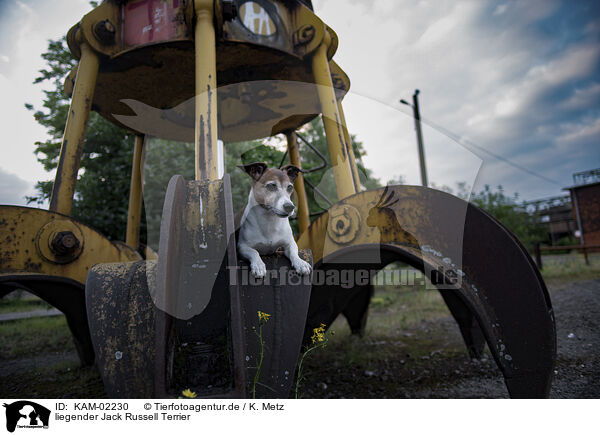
[126,135,145,251]
[297,187,429,264]
[49,40,99,216]
[286,132,310,234]
[194,0,219,181]
[0,206,140,284]
[312,31,356,201]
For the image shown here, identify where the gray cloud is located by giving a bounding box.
[0,167,33,205]
[315,0,600,200]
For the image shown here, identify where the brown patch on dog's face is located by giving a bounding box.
[241,163,299,216]
[239,162,268,181]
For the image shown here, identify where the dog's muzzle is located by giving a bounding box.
[283,202,295,214]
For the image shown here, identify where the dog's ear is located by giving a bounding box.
[238,162,268,181]
[281,164,301,182]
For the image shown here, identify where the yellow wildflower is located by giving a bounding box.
[311,324,327,344]
[181,388,197,398]
[257,311,271,323]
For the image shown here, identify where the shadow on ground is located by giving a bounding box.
[0,279,598,398]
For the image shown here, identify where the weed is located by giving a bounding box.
[0,297,52,314]
[295,323,329,398]
[251,310,271,399]
[0,316,72,360]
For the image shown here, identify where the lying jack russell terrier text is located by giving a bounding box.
[237,162,312,278]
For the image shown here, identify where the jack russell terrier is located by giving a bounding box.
[237,162,312,278]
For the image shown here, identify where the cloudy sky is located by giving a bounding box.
[0,0,599,207]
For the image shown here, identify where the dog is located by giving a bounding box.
[237,162,312,278]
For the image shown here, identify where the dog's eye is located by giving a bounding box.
[266,183,278,191]
[287,185,294,192]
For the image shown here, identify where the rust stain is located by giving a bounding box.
[23,258,43,272]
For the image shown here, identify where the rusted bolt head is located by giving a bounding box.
[94,19,116,44]
[51,231,80,255]
[331,74,345,90]
[222,0,238,21]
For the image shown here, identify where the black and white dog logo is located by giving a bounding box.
[3,401,50,433]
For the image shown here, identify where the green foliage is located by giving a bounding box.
[283,118,380,216]
[540,252,600,282]
[469,185,547,252]
[0,316,74,360]
[28,37,379,247]
[0,297,52,315]
[26,36,136,241]
[428,182,548,252]
[387,175,406,186]
[141,121,379,249]
[227,139,284,213]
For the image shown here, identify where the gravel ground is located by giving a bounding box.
[301,278,600,398]
[0,278,598,399]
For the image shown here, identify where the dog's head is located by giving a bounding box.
[239,162,301,218]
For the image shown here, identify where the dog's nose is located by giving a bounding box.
[283,202,295,214]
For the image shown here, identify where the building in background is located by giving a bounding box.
[525,195,576,245]
[564,169,600,248]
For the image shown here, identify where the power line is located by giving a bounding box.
[400,109,563,187]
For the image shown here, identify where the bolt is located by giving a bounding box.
[94,19,116,44]
[331,74,345,90]
[51,231,80,255]
[222,0,238,22]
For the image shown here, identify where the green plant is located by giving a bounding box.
[469,185,547,252]
[0,297,52,314]
[294,323,330,398]
[0,316,74,360]
[251,310,271,399]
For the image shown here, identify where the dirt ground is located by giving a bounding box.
[0,278,598,399]
[300,278,600,398]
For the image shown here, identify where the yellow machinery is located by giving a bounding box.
[0,0,555,398]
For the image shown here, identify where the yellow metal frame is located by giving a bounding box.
[1,0,367,287]
[126,135,145,250]
[311,31,357,201]
[194,0,219,182]
[49,39,99,216]
[337,100,361,192]
[0,206,140,284]
[286,131,310,233]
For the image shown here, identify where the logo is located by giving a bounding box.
[3,401,50,433]
[239,2,276,36]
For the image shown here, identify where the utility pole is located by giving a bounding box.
[401,89,428,187]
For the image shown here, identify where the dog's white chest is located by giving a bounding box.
[236,167,311,278]
[239,203,291,255]
[253,238,287,255]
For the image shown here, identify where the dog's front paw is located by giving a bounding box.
[291,257,312,275]
[250,259,267,278]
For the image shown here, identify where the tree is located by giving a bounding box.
[286,118,380,216]
[427,182,547,252]
[28,37,380,248]
[28,34,539,256]
[469,185,547,252]
[26,36,136,242]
